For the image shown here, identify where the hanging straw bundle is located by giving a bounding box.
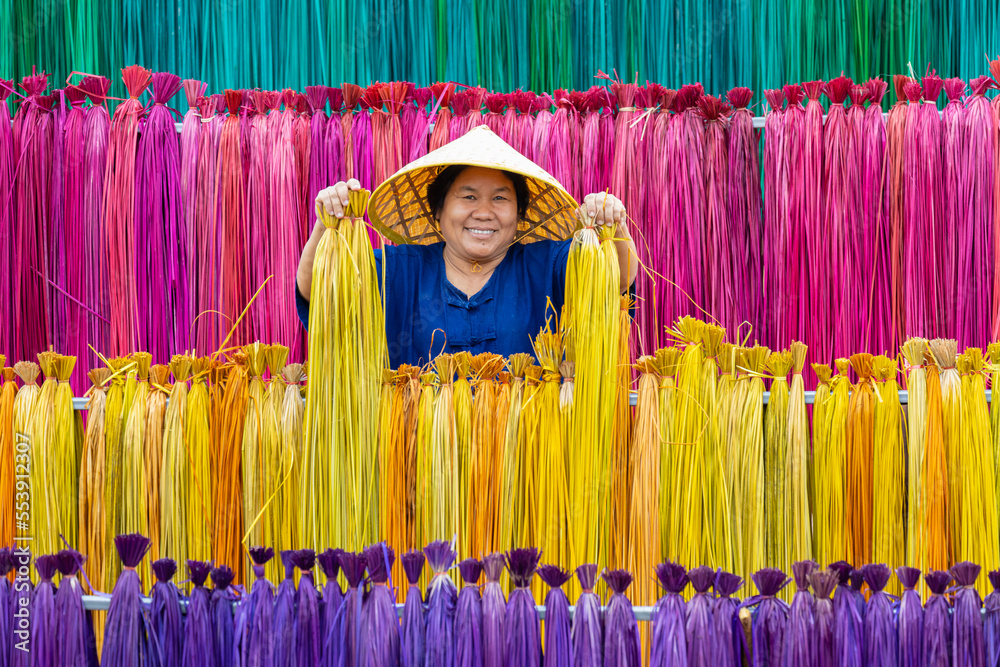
[185,357,213,561]
[814,360,849,566]
[667,85,706,321]
[942,79,965,343]
[864,78,892,356]
[885,77,911,350]
[217,90,250,347]
[482,553,506,667]
[239,547,275,667]
[536,565,571,667]
[246,91,272,344]
[401,550,426,667]
[923,570,953,664]
[649,561,688,666]
[143,364,169,563]
[63,85,88,393]
[259,346,286,579]
[379,369,406,579]
[963,76,996,346]
[781,560,816,666]
[209,566,237,667]
[427,354,459,547]
[181,560,213,667]
[101,358,129,592]
[414,370,438,551]
[763,349,791,576]
[959,349,998,592]
[846,353,874,566]
[454,352,473,557]
[0,84,11,359]
[302,191,386,550]
[179,79,206,336]
[280,361,304,555]
[30,554,58,666]
[0,365,17,546]
[192,94,224,353]
[809,569,838,667]
[784,341,811,566]
[733,346,769,582]
[52,355,82,549]
[425,541,458,666]
[159,356,189,562]
[120,352,152,582]
[505,548,541,665]
[534,331,571,572]
[700,325,730,570]
[699,95,736,333]
[269,90,303,359]
[456,558,485,666]
[845,83,871,356]
[628,356,661,615]
[902,339,929,571]
[611,295,634,570]
[871,355,904,591]
[860,564,896,666]
[929,338,959,563]
[779,84,807,346]
[359,544,399,665]
[987,571,1000,667]
[241,342,268,547]
[572,564,603,666]
[762,88,787,348]
[150,558,183,666]
[214,354,248,584]
[830,563,863,667]
[101,534,153,667]
[54,549,95,666]
[28,351,59,559]
[469,353,505,557]
[727,87,762,335]
[273,551,299,667]
[713,571,743,667]
[745,568,790,667]
[293,550,323,667]
[603,568,641,666]
[951,561,985,666]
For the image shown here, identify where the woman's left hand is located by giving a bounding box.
[579,192,627,228]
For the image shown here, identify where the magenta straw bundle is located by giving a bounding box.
[192,93,223,354]
[581,86,613,197]
[409,86,433,161]
[603,568,641,667]
[450,88,475,143]
[54,549,95,666]
[713,571,743,667]
[965,76,996,346]
[77,75,112,368]
[305,85,329,233]
[426,541,459,667]
[62,83,89,391]
[401,550,426,667]
[549,90,580,202]
[781,84,807,350]
[923,570,953,666]
[101,534,154,667]
[864,78,891,354]
[573,564,604,667]
[887,76,912,345]
[669,85,706,321]
[273,550,298,667]
[861,563,896,666]
[269,89,303,358]
[428,82,455,152]
[209,565,236,667]
[48,88,67,358]
[762,88,787,348]
[246,90,272,343]
[531,92,555,174]
[481,553,506,667]
[0,80,13,360]
[352,87,375,193]
[463,86,487,135]
[360,543,400,666]
[484,92,508,138]
[985,570,1000,667]
[727,86,762,338]
[179,79,206,339]
[182,560,213,667]
[781,560,817,667]
[642,86,675,345]
[821,75,853,362]
[103,65,152,355]
[699,94,736,334]
[293,93,313,244]
[896,566,923,667]
[951,561,985,667]
[538,565,573,667]
[30,555,58,667]
[456,558,485,667]
[801,80,827,369]
[505,548,541,667]
[12,70,54,361]
[649,561,688,667]
[150,558,183,666]
[136,71,184,363]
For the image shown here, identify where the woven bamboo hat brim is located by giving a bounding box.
[368,125,579,245]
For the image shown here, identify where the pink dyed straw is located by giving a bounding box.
[821,75,852,364]
[248,90,273,344]
[408,86,432,162]
[966,75,995,348]
[63,84,89,390]
[845,83,870,357]
[727,87,762,342]
[80,76,111,367]
[48,89,67,358]
[0,80,13,360]
[802,80,825,370]
[699,95,736,335]
[988,57,1000,341]
[179,79,206,350]
[887,76,912,349]
[762,88,787,349]
[269,90,302,361]
[642,86,675,347]
[669,84,707,322]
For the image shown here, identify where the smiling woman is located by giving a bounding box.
[296,126,638,368]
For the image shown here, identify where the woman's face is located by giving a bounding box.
[437,167,520,263]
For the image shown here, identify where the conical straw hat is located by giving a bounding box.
[368,125,579,245]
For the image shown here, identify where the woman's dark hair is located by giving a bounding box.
[427,164,529,220]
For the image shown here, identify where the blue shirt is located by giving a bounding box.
[296,240,573,368]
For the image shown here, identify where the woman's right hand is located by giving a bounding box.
[315,178,362,220]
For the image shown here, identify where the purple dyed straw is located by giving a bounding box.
[181,560,212,667]
[896,566,924,667]
[317,548,344,667]
[401,550,426,667]
[294,550,323,667]
[922,570,953,666]
[951,561,985,667]
[273,550,298,667]
[713,571,743,667]
[209,565,236,667]
[101,534,154,667]
[482,554,507,667]
[861,563,897,666]
[810,568,838,667]
[573,564,604,667]
[781,560,817,666]
[506,548,542,666]
[360,543,400,665]
[150,558,183,667]
[456,558,485,667]
[985,571,1000,667]
[603,568,641,667]
[650,561,688,666]
[538,565,572,667]
[31,555,59,667]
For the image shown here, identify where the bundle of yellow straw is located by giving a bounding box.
[0,362,14,547]
[958,348,997,593]
[517,364,543,557]
[469,353,505,557]
[102,358,129,589]
[726,347,750,577]
[400,366,422,551]
[929,339,961,561]
[922,346,950,573]
[431,355,459,546]
[609,295,634,569]
[846,353,875,566]
[79,368,110,585]
[185,357,213,561]
[871,355,904,593]
[214,353,248,582]
[241,342,268,547]
[413,370,437,550]
[655,347,679,562]
[120,352,151,580]
[535,329,571,570]
[498,354,531,553]
[814,360,848,566]
[491,368,512,555]
[735,346,768,581]
[378,367,406,587]
[712,342,737,572]
[701,325,729,569]
[763,348,791,576]
[29,351,60,561]
[160,356,190,562]
[784,342,812,567]
[279,361,305,558]
[901,339,928,570]
[454,352,473,557]
[302,190,387,551]
[564,209,621,567]
[628,356,661,610]
[144,364,170,562]
[261,345,288,581]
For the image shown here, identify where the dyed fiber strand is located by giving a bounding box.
[762,88,788,348]
[538,565,573,667]
[952,561,986,667]
[217,90,249,347]
[603,568,641,666]
[669,85,706,320]
[846,353,875,566]
[103,65,152,355]
[649,561,688,667]
[802,81,825,361]
[456,558,485,667]
[861,564,896,666]
[505,548,541,667]
[150,558,183,667]
[942,78,965,344]
[809,569,838,667]
[781,85,807,346]
[699,95,736,333]
[963,76,995,346]
[763,349,792,576]
[929,338,960,563]
[784,342,811,565]
[781,560,816,667]
[240,547,275,667]
[101,534,155,667]
[0,549,14,664]
[713,571,743,667]
[246,91,272,344]
[0,368,17,548]
[628,356,660,613]
[181,560,213,667]
[923,570,953,666]
[845,83,870,357]
[192,94,223,354]
[0,81,12,360]
[400,550,426,667]
[572,564,603,667]
[159,356,189,561]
